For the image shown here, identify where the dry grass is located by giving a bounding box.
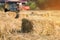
[0,10,60,40]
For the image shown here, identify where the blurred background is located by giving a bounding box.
[0,0,60,11]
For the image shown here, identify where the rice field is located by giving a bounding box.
[0,10,60,40]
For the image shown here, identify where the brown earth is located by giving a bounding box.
[36,0,60,10]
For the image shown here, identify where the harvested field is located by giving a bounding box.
[0,10,60,40]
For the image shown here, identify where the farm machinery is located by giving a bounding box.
[0,0,20,18]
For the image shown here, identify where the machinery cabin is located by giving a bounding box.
[0,0,20,12]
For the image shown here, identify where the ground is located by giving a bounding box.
[0,10,60,40]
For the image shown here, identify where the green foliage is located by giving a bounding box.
[37,0,46,3]
[30,2,37,10]
[26,1,37,10]
[26,0,46,10]
[32,0,47,9]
